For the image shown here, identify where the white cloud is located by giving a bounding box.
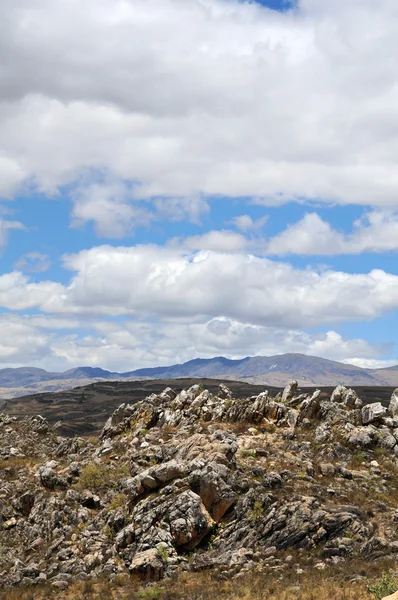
[179,230,248,252]
[1,245,398,329]
[1,0,398,222]
[228,214,269,232]
[15,252,51,273]
[0,218,25,248]
[0,313,391,372]
[71,181,152,238]
[267,211,398,255]
[342,357,398,370]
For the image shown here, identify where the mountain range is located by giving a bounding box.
[1,353,398,399]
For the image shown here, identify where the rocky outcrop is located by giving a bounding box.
[2,381,398,589]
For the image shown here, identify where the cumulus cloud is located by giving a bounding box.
[0,313,391,372]
[1,245,398,329]
[1,0,398,223]
[179,230,248,252]
[228,215,269,232]
[267,211,398,255]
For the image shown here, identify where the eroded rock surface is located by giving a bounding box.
[2,383,398,588]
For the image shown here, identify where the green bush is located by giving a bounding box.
[368,571,397,599]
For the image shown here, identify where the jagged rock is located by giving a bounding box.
[389,389,398,417]
[129,549,164,581]
[188,463,236,521]
[168,491,214,550]
[346,426,379,448]
[3,381,398,589]
[315,424,330,443]
[298,390,321,421]
[362,402,387,425]
[218,383,232,400]
[282,381,298,403]
[38,467,67,490]
[81,490,101,509]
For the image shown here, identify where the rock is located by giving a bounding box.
[218,383,232,400]
[129,549,164,582]
[361,402,387,425]
[189,464,236,521]
[389,389,398,417]
[381,592,398,600]
[169,491,215,550]
[331,386,346,403]
[347,426,378,448]
[319,463,336,477]
[315,424,330,443]
[38,466,67,490]
[282,381,298,403]
[52,580,69,590]
[3,517,17,530]
[81,490,101,509]
[298,390,321,421]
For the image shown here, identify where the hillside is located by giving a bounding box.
[2,381,398,599]
[2,354,398,400]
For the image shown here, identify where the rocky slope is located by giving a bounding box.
[2,382,398,598]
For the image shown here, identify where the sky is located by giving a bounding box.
[1,0,398,373]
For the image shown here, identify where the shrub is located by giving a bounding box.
[368,571,397,599]
[77,462,111,492]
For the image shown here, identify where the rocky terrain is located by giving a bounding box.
[4,354,398,399]
[2,382,398,599]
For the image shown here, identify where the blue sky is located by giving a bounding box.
[1,0,398,372]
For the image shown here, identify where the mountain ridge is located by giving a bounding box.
[1,353,398,399]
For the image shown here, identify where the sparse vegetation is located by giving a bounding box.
[368,571,397,599]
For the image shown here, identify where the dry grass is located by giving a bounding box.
[0,562,395,600]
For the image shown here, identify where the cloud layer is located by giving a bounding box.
[1,0,398,230]
[1,0,398,369]
[0,245,396,329]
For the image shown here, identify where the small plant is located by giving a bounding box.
[368,571,397,599]
[77,462,110,492]
[104,524,115,539]
[82,579,94,595]
[374,447,387,457]
[156,544,169,563]
[106,492,127,513]
[238,448,257,459]
[248,499,264,522]
[351,451,366,466]
[135,585,164,599]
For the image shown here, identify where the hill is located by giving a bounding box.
[1,354,398,399]
[2,381,398,599]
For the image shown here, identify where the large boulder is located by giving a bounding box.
[389,389,398,417]
[129,549,164,582]
[298,390,321,421]
[346,426,379,448]
[282,381,298,403]
[169,491,215,550]
[188,463,236,522]
[361,402,387,425]
[38,467,67,490]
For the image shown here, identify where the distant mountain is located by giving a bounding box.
[129,354,388,386]
[1,354,398,399]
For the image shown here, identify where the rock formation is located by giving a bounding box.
[2,383,398,593]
